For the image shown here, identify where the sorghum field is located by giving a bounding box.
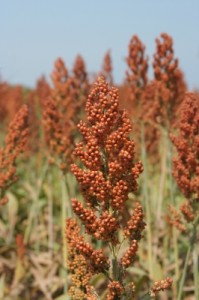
[0,33,198,300]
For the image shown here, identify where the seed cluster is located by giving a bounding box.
[42,58,75,172]
[171,93,199,199]
[65,218,93,299]
[0,83,23,126]
[169,93,199,230]
[124,201,146,240]
[126,35,148,107]
[180,200,194,222]
[43,57,89,172]
[151,33,186,126]
[72,55,89,119]
[72,198,119,242]
[121,239,138,268]
[68,77,146,298]
[75,240,109,273]
[167,204,186,233]
[150,277,173,297]
[125,35,160,162]
[0,105,29,201]
[106,281,124,300]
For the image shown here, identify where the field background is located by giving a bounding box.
[0,1,199,299]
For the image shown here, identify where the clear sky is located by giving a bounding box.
[1,0,199,89]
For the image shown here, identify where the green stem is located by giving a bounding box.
[177,216,198,300]
[157,127,167,221]
[24,159,48,244]
[177,243,191,300]
[193,241,199,300]
[112,257,119,281]
[141,122,153,279]
[60,172,69,294]
[47,172,53,253]
[167,136,180,291]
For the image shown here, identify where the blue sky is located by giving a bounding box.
[1,0,199,89]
